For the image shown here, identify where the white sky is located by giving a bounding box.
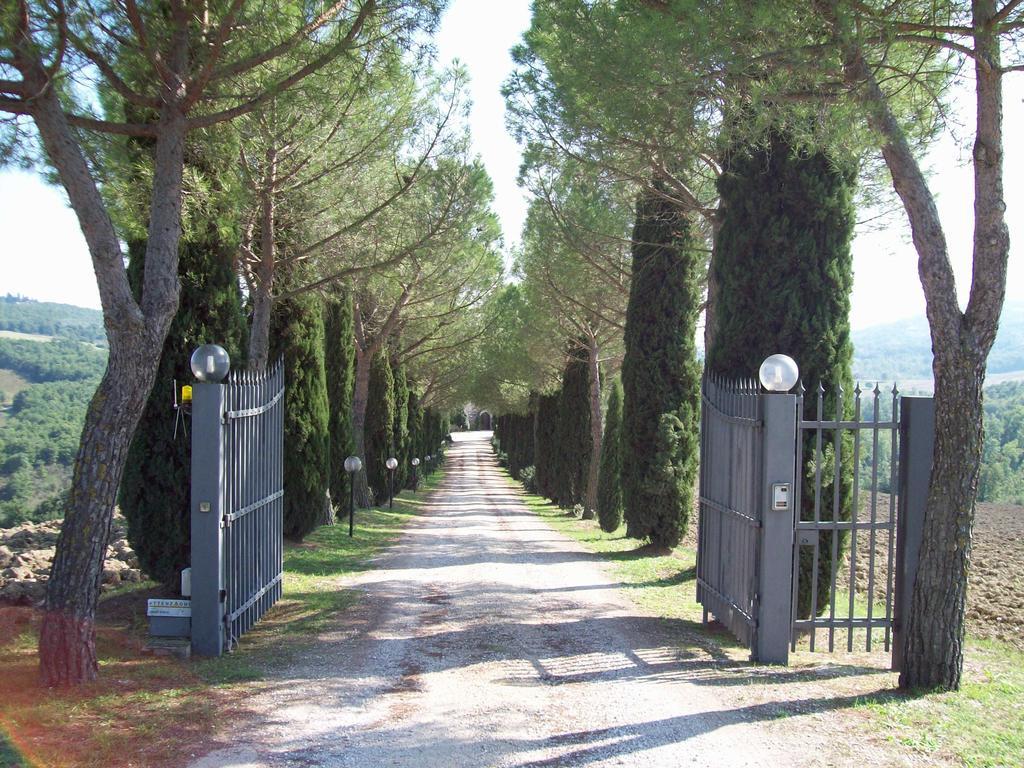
[0,0,1020,331]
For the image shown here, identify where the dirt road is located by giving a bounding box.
[189,433,915,768]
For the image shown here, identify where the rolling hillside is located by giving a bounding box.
[852,301,1024,383]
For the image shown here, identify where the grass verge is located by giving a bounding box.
[505,470,1024,768]
[0,469,444,768]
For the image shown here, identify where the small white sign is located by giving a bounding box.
[147,598,192,618]
[772,483,791,511]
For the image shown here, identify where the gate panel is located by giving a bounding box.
[222,361,284,649]
[191,359,284,656]
[697,376,763,649]
[791,382,900,654]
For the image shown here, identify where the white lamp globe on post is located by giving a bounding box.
[759,354,800,393]
[411,457,420,491]
[343,456,362,537]
[190,344,231,383]
[385,457,399,509]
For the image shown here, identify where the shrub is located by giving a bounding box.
[520,465,537,494]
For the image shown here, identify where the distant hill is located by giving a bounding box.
[0,295,106,345]
[852,301,1024,382]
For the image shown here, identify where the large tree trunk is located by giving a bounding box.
[40,342,163,684]
[248,147,278,371]
[31,87,186,685]
[350,346,373,508]
[903,351,984,689]
[822,0,1009,690]
[582,334,602,520]
[249,282,273,370]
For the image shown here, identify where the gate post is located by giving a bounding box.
[190,381,226,656]
[757,393,798,664]
[892,396,934,673]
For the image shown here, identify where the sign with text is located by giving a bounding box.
[147,598,192,618]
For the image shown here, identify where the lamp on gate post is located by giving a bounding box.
[411,457,420,491]
[344,456,362,537]
[386,457,398,509]
[759,354,800,393]
[190,344,231,383]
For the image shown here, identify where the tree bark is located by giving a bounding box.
[249,146,278,371]
[40,345,163,684]
[583,334,602,519]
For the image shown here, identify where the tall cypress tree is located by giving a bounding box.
[708,131,856,617]
[535,392,561,501]
[406,391,423,488]
[324,292,355,521]
[392,359,410,491]
[271,293,330,540]
[365,348,395,504]
[597,379,624,533]
[120,228,248,587]
[556,341,592,510]
[621,183,703,548]
[117,117,249,587]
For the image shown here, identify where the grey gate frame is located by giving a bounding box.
[697,376,797,664]
[191,360,285,656]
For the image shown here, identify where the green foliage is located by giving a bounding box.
[534,391,561,502]
[0,295,106,344]
[119,232,249,585]
[324,293,356,511]
[556,341,592,509]
[597,379,624,533]
[980,382,1024,504]
[494,410,534,479]
[708,131,856,617]
[272,293,330,540]
[0,338,106,382]
[406,391,424,488]
[0,380,97,526]
[365,348,395,504]
[620,185,703,548]
[392,360,410,492]
[519,465,537,494]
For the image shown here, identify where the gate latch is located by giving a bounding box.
[771,483,791,511]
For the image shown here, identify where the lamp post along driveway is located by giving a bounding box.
[345,456,363,537]
[386,457,399,509]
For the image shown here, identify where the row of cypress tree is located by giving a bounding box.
[495,133,857,591]
[494,182,703,549]
[119,277,449,587]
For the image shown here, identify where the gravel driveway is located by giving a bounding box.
[189,432,916,768]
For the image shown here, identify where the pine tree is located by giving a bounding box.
[597,379,624,533]
[119,228,248,587]
[365,348,395,503]
[708,131,856,617]
[620,183,703,548]
[324,292,356,522]
[271,293,330,540]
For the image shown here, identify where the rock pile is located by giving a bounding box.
[0,515,144,605]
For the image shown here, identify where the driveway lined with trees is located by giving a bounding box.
[188,433,917,768]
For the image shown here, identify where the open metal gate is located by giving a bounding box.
[697,371,934,669]
[191,359,285,656]
[696,376,764,650]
